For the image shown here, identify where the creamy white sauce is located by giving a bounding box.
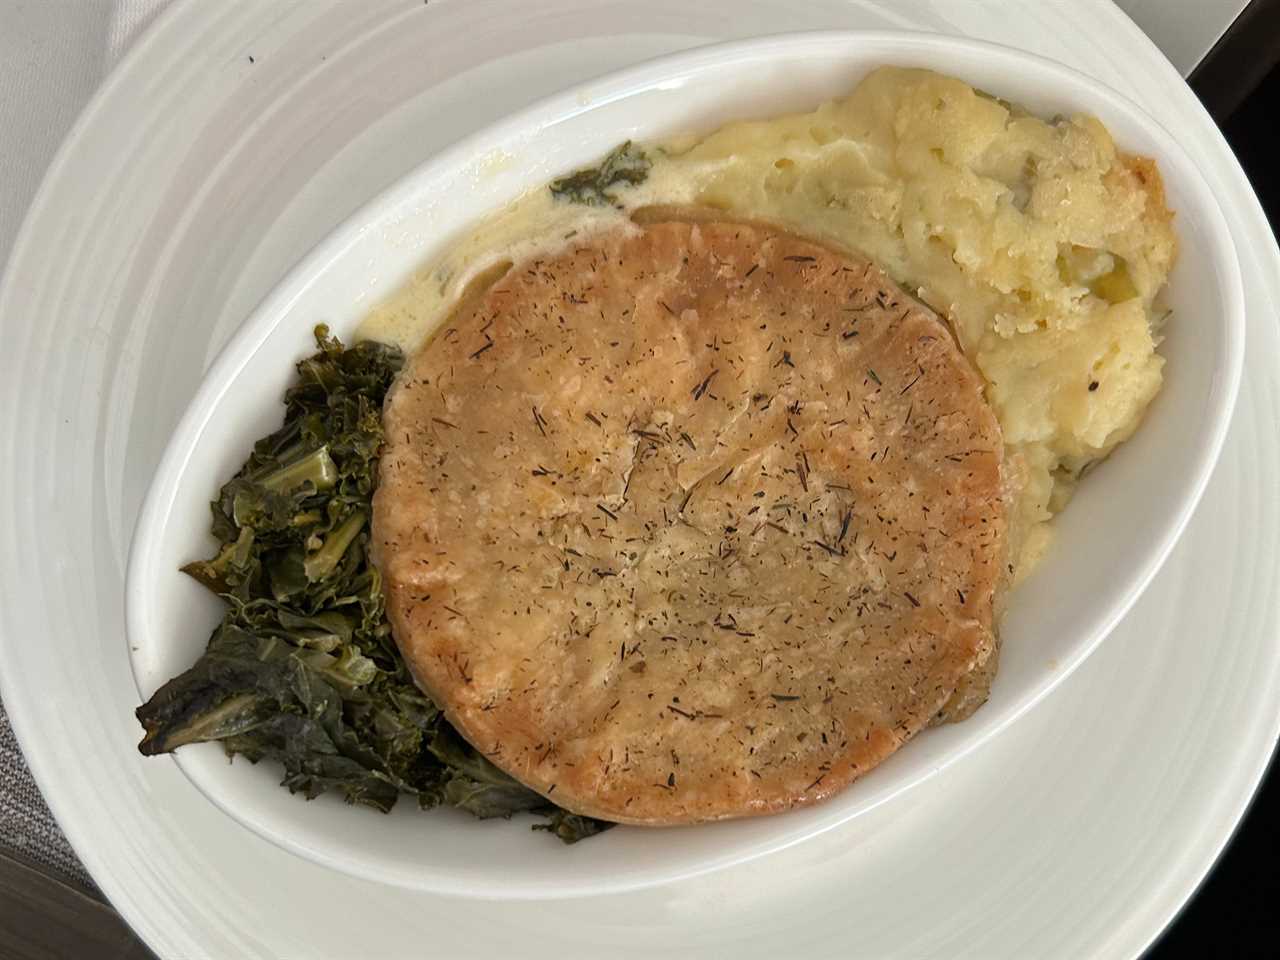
[356,157,705,354]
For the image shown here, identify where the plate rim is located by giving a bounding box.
[0,3,1274,956]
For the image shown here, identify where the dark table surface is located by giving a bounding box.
[1147,52,1280,956]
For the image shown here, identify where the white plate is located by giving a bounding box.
[125,30,1243,900]
[1,1,1277,957]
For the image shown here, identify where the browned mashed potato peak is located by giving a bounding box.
[373,220,1010,824]
[661,66,1176,569]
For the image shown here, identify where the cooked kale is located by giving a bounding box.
[136,326,609,842]
[549,140,650,206]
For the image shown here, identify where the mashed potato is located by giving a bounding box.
[659,67,1177,572]
[361,66,1176,575]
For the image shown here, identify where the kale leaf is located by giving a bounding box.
[549,141,650,207]
[136,326,609,842]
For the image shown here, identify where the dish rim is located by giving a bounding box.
[123,28,1246,898]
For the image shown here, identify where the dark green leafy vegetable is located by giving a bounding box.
[549,140,650,206]
[136,326,609,842]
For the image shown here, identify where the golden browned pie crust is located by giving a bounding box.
[373,220,1008,824]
